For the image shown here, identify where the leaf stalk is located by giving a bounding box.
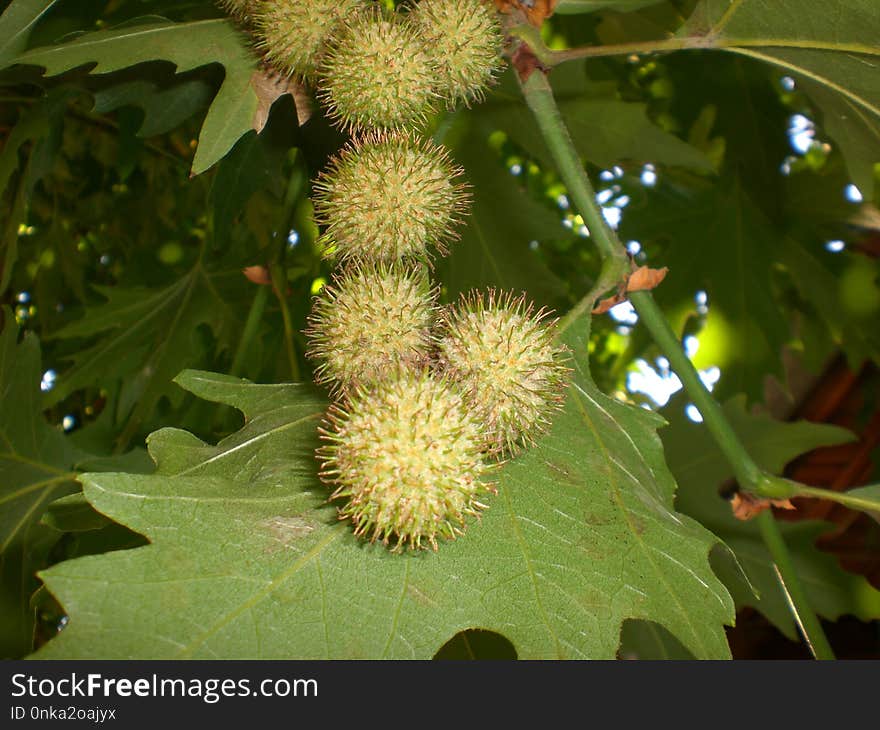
[517,63,835,660]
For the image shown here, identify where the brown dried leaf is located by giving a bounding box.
[242,266,272,286]
[494,0,558,27]
[250,70,312,133]
[511,44,545,82]
[591,265,669,314]
[592,292,626,315]
[627,265,668,293]
[730,492,796,521]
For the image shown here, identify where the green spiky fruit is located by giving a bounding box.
[305,263,439,394]
[217,0,258,23]
[317,370,495,551]
[253,0,367,79]
[319,8,439,131]
[438,290,571,455]
[312,133,469,264]
[411,0,504,107]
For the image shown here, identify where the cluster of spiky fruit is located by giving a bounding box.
[218,0,571,550]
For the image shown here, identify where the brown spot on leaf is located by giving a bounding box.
[262,515,316,548]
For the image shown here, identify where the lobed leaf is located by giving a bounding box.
[8,17,259,175]
[0,309,83,657]
[662,395,880,638]
[36,315,734,660]
[683,0,880,196]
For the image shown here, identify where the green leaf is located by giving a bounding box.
[9,18,259,175]
[0,0,60,65]
[482,68,714,173]
[662,395,880,638]
[0,88,73,295]
[557,1,664,13]
[0,307,82,657]
[620,177,790,401]
[36,315,733,660]
[684,0,880,196]
[439,115,568,309]
[92,76,214,139]
[778,236,880,371]
[44,263,241,444]
[618,619,696,659]
[833,484,880,521]
[41,493,111,533]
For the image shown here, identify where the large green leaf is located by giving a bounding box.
[35,314,733,659]
[683,0,880,196]
[662,395,880,638]
[0,0,60,65]
[0,308,82,657]
[8,17,259,175]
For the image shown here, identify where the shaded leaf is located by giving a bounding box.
[44,263,241,443]
[557,1,666,14]
[683,0,880,197]
[620,177,790,400]
[9,17,259,175]
[0,308,82,657]
[486,68,714,173]
[439,115,567,309]
[42,493,111,533]
[0,0,60,65]
[778,236,880,372]
[617,618,696,659]
[92,75,214,139]
[36,315,733,660]
[662,394,880,638]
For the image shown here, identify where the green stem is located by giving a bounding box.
[762,479,880,515]
[519,70,628,332]
[270,262,301,383]
[517,60,834,659]
[796,484,880,513]
[757,511,835,659]
[228,284,270,379]
[630,291,761,490]
[268,150,306,384]
[508,24,692,68]
[520,72,623,263]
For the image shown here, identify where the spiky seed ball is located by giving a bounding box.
[410,0,504,107]
[318,8,439,131]
[253,0,367,79]
[438,290,571,455]
[217,0,259,23]
[317,370,495,551]
[313,133,469,265]
[305,263,439,394]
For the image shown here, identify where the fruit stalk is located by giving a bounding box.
[517,61,835,659]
